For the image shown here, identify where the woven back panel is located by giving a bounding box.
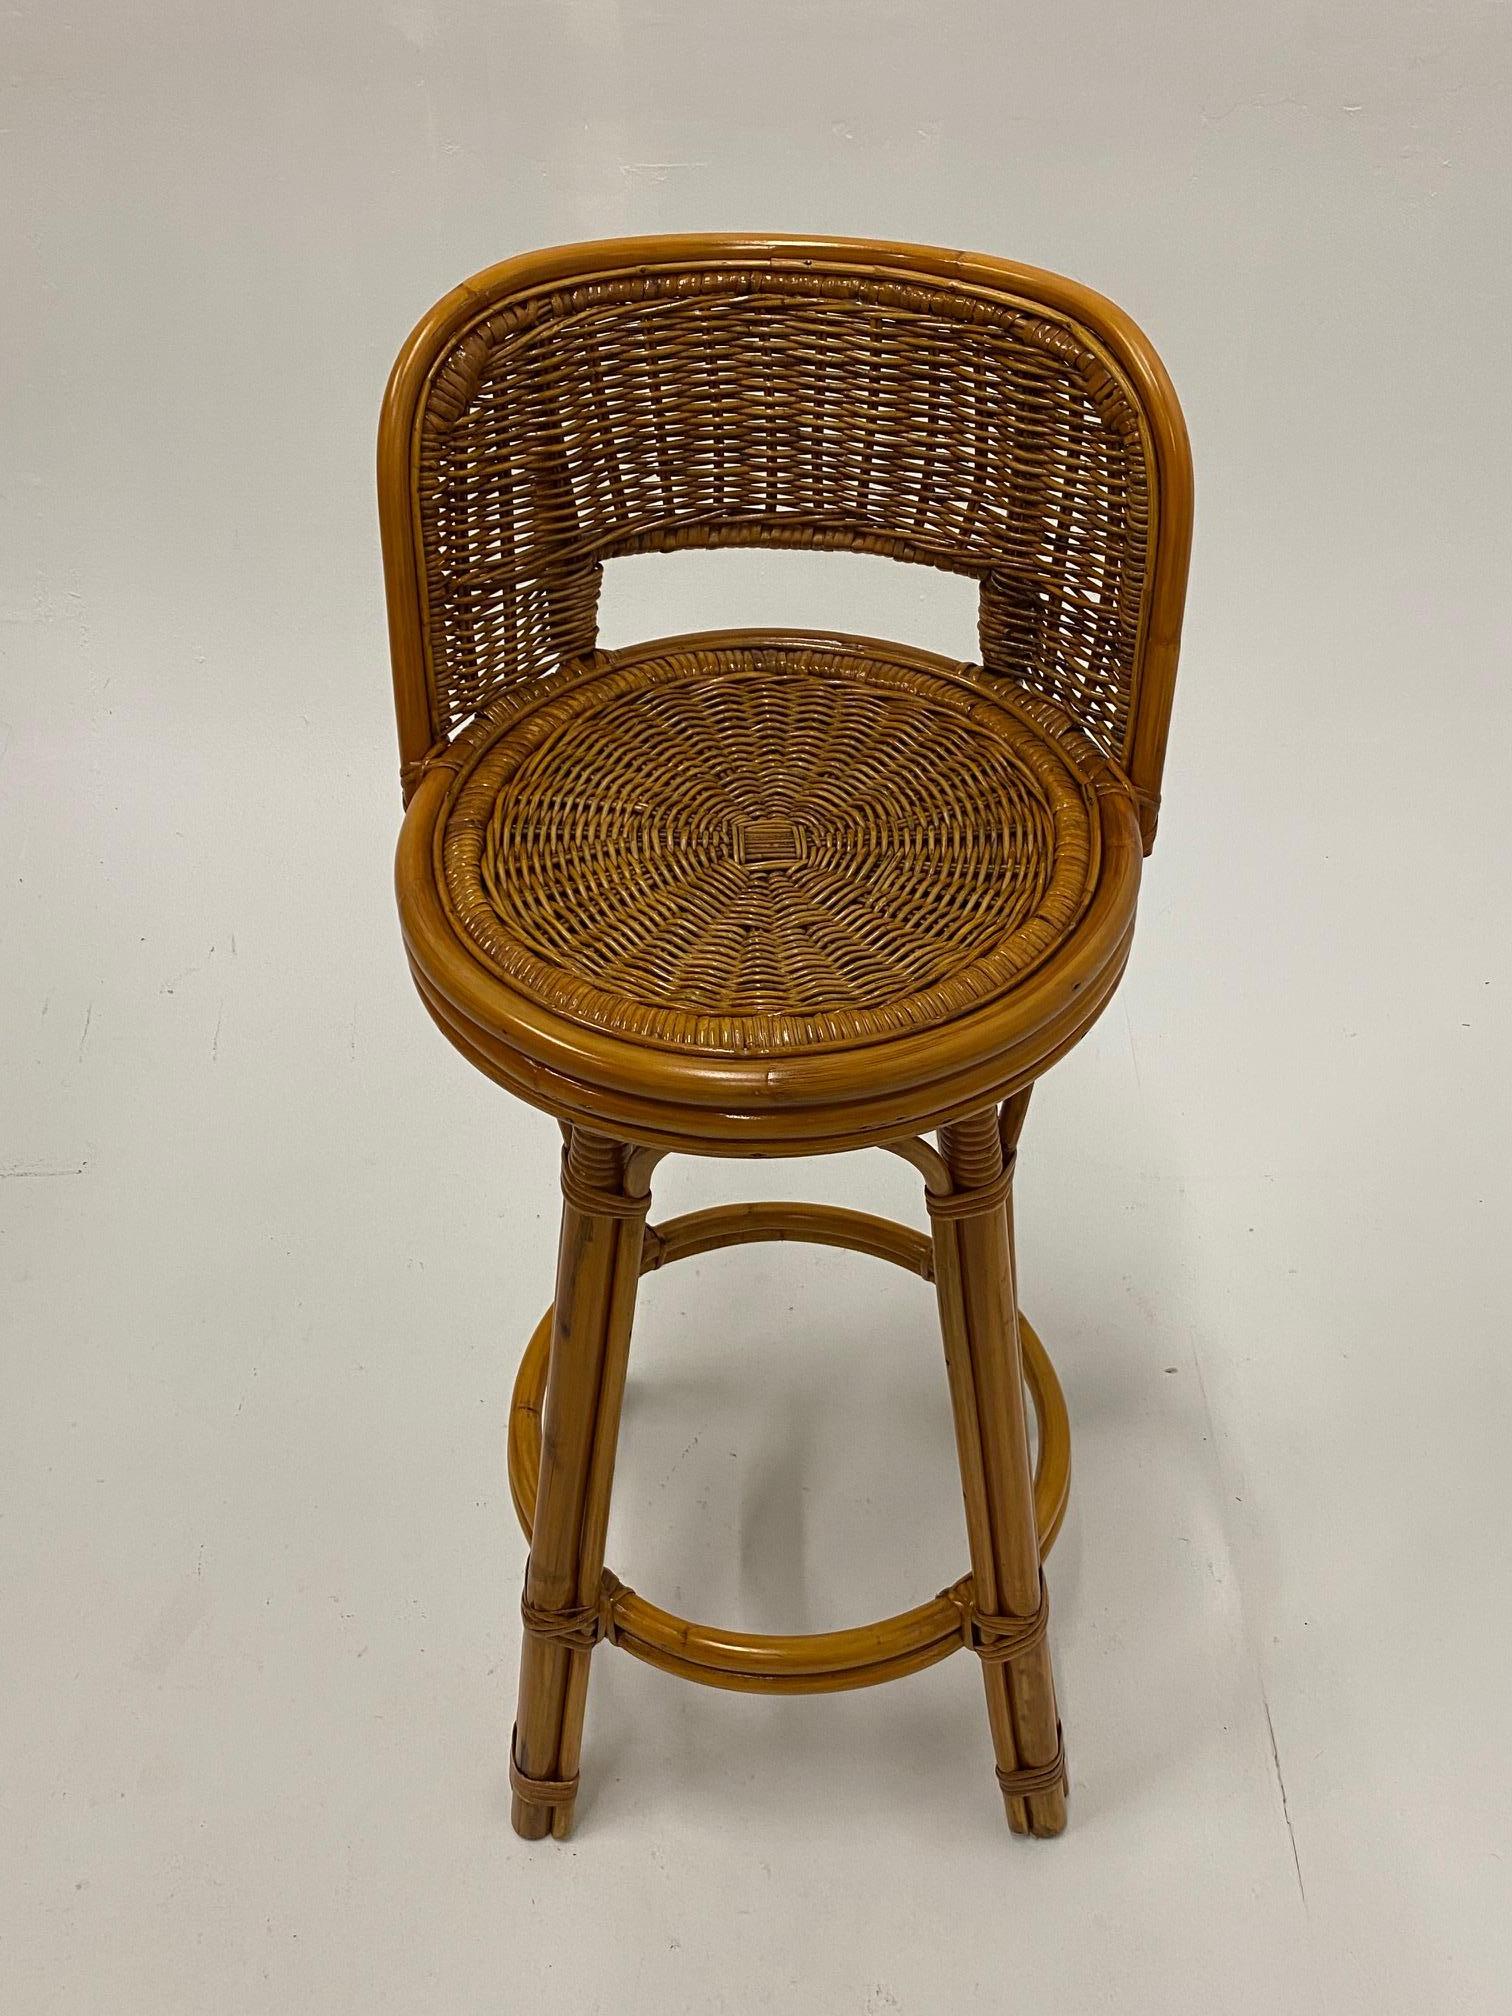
[416,267,1154,760]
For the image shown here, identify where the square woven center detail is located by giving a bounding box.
[735,818,805,870]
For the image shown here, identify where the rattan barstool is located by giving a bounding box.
[380,234,1193,1840]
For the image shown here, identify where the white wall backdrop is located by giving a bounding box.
[3,4,1509,2011]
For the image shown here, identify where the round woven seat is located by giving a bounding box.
[447,637,1100,1050]
[401,629,1145,1148]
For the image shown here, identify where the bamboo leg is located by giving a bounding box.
[510,1128,650,1841]
[931,1099,1067,1837]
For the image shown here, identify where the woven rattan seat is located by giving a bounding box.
[438,635,1110,1057]
[380,235,1193,1843]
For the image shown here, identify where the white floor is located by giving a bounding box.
[4,4,1511,2011]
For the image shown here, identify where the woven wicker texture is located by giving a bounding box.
[417,267,1153,765]
[440,641,1102,1056]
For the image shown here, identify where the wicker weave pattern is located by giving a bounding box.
[440,641,1101,1056]
[417,268,1153,763]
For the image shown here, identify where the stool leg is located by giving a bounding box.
[510,1128,649,1841]
[931,1098,1067,1837]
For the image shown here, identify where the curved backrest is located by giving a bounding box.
[379,235,1192,848]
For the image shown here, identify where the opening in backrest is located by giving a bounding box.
[593,548,981,668]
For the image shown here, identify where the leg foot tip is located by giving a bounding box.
[1001,1784,1068,1836]
[510,1792,567,1840]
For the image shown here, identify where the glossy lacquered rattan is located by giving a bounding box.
[505,1198,1072,1695]
[379,234,1193,1843]
[401,625,1142,1152]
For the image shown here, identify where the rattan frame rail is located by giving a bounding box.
[506,1193,1070,1694]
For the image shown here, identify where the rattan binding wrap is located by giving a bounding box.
[413,265,1155,777]
[438,640,1107,1056]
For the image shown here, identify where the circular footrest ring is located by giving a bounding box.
[507,1201,1070,1694]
